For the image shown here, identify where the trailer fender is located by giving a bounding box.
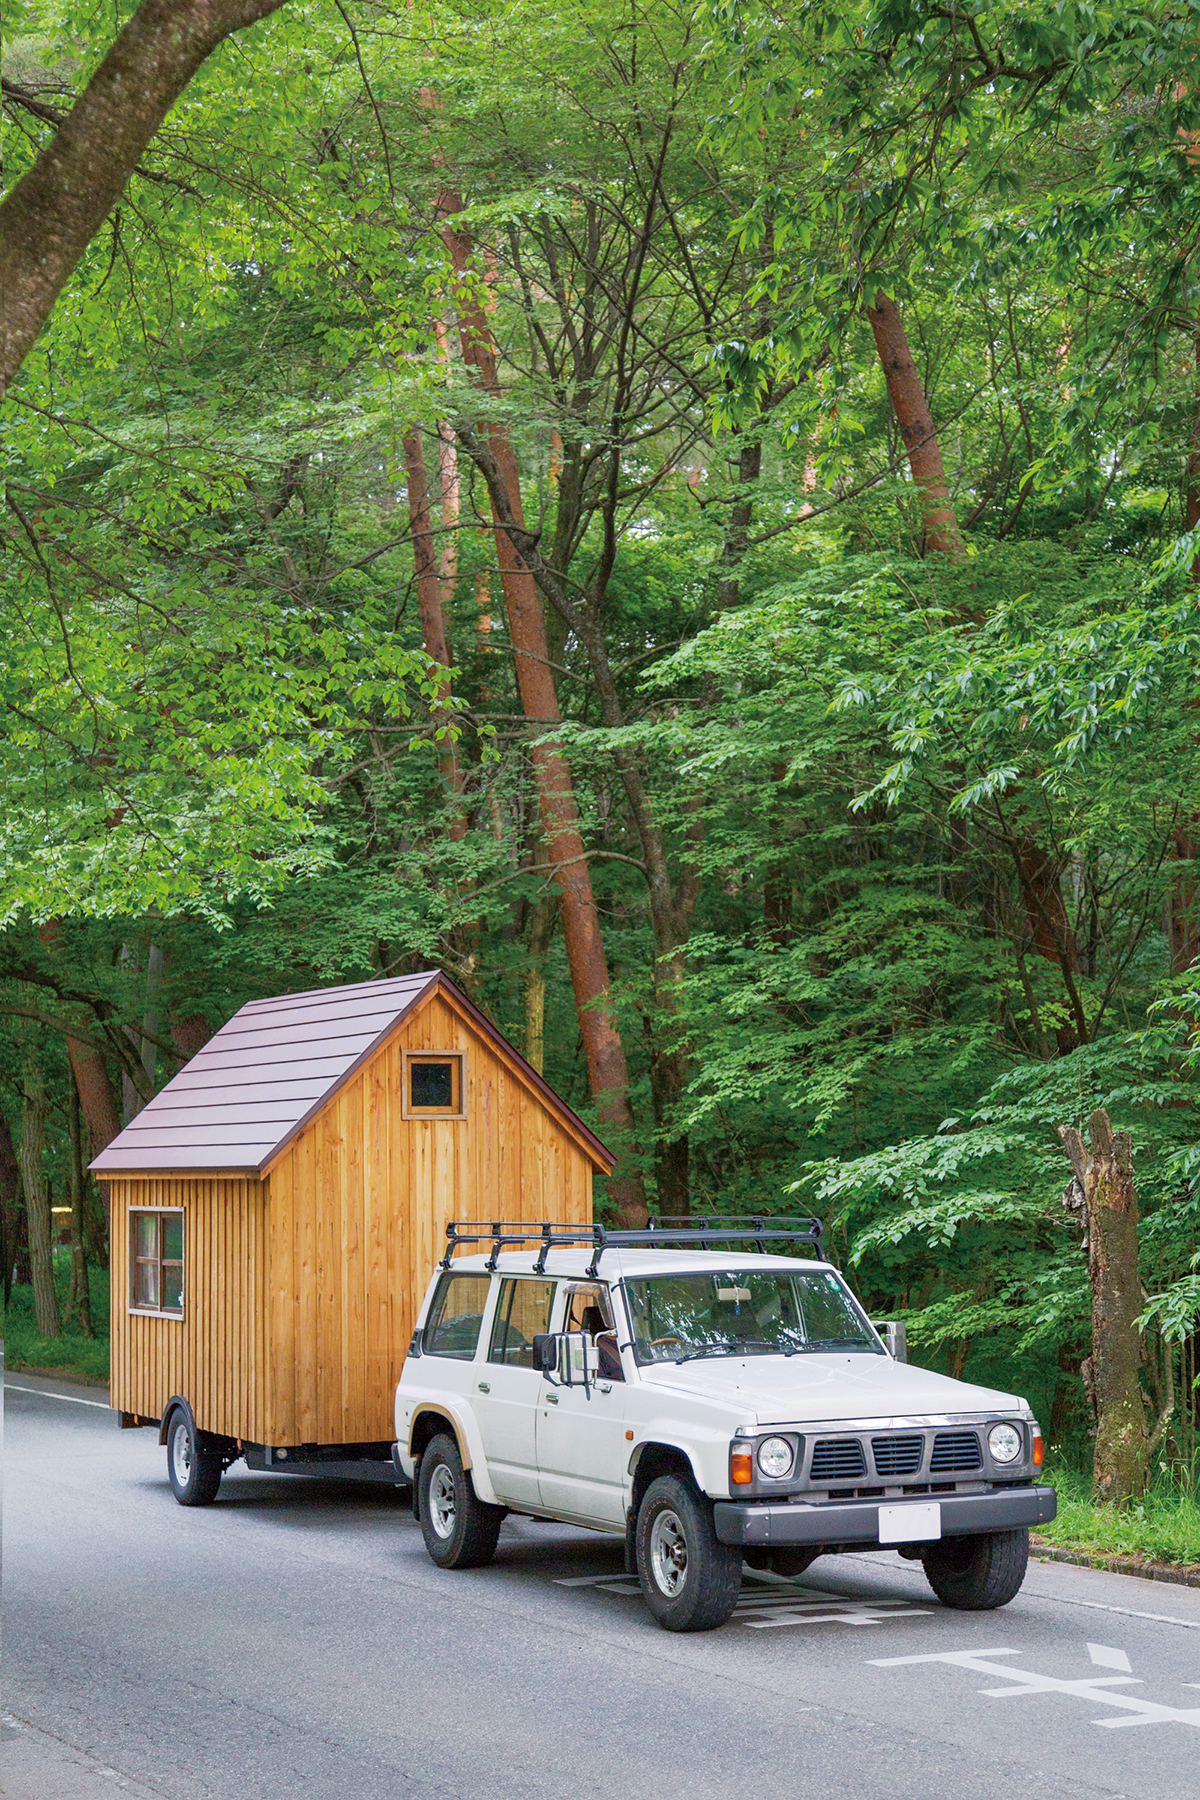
[407,1400,500,1506]
[158,1394,194,1447]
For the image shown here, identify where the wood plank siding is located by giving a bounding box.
[106,983,599,1446]
[108,1174,268,1440]
[262,990,594,1445]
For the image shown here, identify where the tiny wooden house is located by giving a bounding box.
[92,973,611,1458]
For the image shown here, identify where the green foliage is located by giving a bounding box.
[2,1256,112,1386]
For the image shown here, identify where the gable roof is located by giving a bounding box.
[89,971,613,1177]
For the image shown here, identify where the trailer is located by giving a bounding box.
[91,971,612,1502]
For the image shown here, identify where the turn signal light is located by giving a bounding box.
[731,1450,754,1485]
[1032,1433,1045,1467]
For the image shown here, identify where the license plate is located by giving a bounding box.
[878,1501,941,1544]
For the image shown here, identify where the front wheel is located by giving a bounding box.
[635,1476,742,1632]
[922,1528,1029,1610]
[417,1434,504,1570]
[166,1409,223,1507]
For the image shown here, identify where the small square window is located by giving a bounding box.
[402,1051,466,1119]
[130,1209,184,1317]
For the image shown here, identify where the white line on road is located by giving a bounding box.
[5,1383,111,1409]
[870,1646,1200,1731]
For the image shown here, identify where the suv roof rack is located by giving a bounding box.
[442,1214,823,1277]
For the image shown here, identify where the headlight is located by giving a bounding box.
[988,1423,1023,1464]
[757,1436,795,1480]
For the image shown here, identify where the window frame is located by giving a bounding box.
[486,1275,557,1368]
[401,1049,467,1120]
[128,1206,185,1319]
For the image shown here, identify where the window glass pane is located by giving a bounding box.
[624,1269,879,1365]
[135,1261,159,1308]
[411,1060,455,1109]
[162,1266,183,1311]
[563,1284,613,1334]
[135,1214,158,1258]
[162,1215,183,1260]
[424,1273,491,1358]
[488,1279,555,1366]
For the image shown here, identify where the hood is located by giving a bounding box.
[638,1352,1023,1425]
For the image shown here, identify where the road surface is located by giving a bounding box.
[6,1371,1200,1800]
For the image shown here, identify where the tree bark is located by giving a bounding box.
[439,188,647,1220]
[403,424,466,836]
[1059,1110,1148,1504]
[1016,841,1086,1050]
[20,1055,60,1338]
[0,1108,21,1303]
[0,0,289,393]
[866,292,966,562]
[66,1076,95,1338]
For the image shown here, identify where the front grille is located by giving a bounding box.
[871,1434,924,1477]
[810,1438,867,1481]
[930,1430,982,1473]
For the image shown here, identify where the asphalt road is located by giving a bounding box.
[6,1372,1200,1800]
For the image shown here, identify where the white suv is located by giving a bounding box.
[394,1220,1055,1633]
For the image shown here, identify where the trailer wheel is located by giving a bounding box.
[417,1433,502,1569]
[166,1407,223,1507]
[922,1528,1029,1610]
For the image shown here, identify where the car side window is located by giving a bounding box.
[423,1273,492,1359]
[487,1278,555,1367]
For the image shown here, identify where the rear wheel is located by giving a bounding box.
[635,1475,742,1632]
[922,1528,1029,1609]
[166,1409,223,1507]
[417,1433,503,1570]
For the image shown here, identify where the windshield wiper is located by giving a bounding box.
[671,1343,742,1365]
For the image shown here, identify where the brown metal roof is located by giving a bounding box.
[89,971,613,1175]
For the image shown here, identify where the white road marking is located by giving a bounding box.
[5,1383,111,1410]
[871,1646,1200,1730]
[554,1572,931,1628]
[1088,1643,1132,1672]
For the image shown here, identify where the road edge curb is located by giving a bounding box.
[1032,1538,1200,1589]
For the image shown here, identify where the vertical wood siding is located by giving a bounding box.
[108,1175,267,1439]
[264,991,594,1445]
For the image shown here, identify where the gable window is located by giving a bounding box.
[130,1209,184,1316]
[402,1050,466,1119]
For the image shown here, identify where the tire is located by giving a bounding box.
[166,1408,223,1507]
[744,1546,821,1579]
[417,1433,503,1570]
[922,1528,1029,1610]
[635,1475,742,1632]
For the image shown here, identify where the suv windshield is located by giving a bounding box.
[624,1268,881,1365]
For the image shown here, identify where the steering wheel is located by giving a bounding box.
[648,1335,686,1347]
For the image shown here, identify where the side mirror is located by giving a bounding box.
[532,1334,557,1375]
[876,1321,907,1362]
[557,1331,598,1386]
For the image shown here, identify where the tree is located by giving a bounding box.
[0,0,291,393]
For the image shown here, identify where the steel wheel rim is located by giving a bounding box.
[171,1420,192,1488]
[428,1463,457,1539]
[649,1508,688,1597]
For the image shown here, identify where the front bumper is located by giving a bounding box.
[714,1484,1057,1547]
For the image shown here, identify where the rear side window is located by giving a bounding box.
[488,1279,555,1367]
[423,1273,492,1359]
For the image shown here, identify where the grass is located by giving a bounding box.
[1,1252,111,1386]
[1035,1461,1200,1570]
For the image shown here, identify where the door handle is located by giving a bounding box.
[477,1381,490,1394]
[545,1392,559,1405]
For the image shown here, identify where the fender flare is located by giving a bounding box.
[408,1400,500,1505]
[158,1394,194,1448]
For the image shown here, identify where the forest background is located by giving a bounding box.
[4,0,1200,1523]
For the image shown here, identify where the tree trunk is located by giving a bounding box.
[716,438,762,610]
[1059,1110,1148,1503]
[20,1056,60,1338]
[0,0,289,393]
[0,1108,20,1303]
[440,188,647,1221]
[1016,841,1086,1050]
[170,1011,212,1059]
[403,424,466,836]
[866,292,966,562]
[66,1076,95,1338]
